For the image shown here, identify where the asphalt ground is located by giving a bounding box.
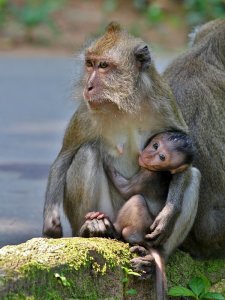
[0,54,172,247]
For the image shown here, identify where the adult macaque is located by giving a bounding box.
[43,23,200,271]
[82,131,195,300]
[164,19,225,258]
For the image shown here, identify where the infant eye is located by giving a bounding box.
[99,61,108,68]
[86,60,93,67]
[159,154,165,161]
[153,143,158,150]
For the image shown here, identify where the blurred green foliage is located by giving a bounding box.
[184,0,225,25]
[0,0,65,41]
[0,0,7,27]
[103,0,224,26]
[11,0,63,30]
[145,3,164,24]
[103,0,118,13]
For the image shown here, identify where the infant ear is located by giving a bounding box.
[170,164,189,174]
[134,45,151,70]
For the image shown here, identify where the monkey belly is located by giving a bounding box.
[64,144,127,234]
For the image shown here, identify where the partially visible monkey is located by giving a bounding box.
[164,19,225,258]
[82,131,195,300]
[43,22,201,275]
[105,131,194,201]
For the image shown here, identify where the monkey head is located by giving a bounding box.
[82,22,153,114]
[189,19,225,65]
[139,132,193,174]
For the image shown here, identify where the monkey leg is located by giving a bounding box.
[114,195,153,244]
[162,167,201,258]
[113,195,156,277]
[131,167,201,275]
[64,144,115,237]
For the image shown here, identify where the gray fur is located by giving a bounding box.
[164,19,225,258]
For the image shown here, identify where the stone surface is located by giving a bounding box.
[0,238,225,299]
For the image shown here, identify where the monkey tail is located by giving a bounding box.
[150,248,167,300]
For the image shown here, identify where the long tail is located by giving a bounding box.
[149,248,167,300]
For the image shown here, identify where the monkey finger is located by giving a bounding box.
[79,220,92,237]
[89,219,102,236]
[85,211,101,220]
[146,232,168,246]
[96,219,107,236]
[103,218,119,238]
[97,213,107,220]
[149,221,159,232]
[145,227,162,240]
[85,212,94,219]
[130,245,148,257]
[103,217,113,228]
[81,219,100,237]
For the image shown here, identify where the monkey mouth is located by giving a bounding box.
[83,92,113,110]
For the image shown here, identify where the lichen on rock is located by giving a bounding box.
[0,238,225,299]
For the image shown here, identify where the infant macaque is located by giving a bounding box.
[81,132,194,300]
[84,131,194,244]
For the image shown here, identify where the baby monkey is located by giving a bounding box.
[83,132,194,300]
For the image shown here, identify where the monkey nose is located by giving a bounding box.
[88,83,93,91]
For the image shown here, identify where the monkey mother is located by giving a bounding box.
[43,23,200,265]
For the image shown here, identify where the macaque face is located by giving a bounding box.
[138,134,186,173]
[83,55,115,109]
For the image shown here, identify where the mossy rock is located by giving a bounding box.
[0,238,225,300]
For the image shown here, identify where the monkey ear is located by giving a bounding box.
[134,45,151,70]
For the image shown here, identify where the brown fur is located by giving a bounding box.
[88,22,121,56]
[43,24,201,290]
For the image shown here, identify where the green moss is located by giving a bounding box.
[167,250,225,289]
[1,239,225,299]
[0,238,131,299]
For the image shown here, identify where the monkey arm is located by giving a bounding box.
[145,167,201,246]
[43,104,94,238]
[104,164,151,200]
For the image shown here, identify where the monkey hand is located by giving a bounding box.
[43,211,63,238]
[79,211,119,239]
[145,206,178,246]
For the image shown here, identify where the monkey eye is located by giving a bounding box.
[159,154,166,161]
[99,61,109,69]
[153,143,158,150]
[86,60,93,67]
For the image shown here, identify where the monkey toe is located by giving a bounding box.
[43,216,63,238]
[130,255,155,279]
[80,219,109,237]
[130,245,148,257]
[43,225,63,238]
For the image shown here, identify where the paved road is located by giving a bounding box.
[0,54,173,247]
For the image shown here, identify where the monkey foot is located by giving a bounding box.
[130,251,155,279]
[79,214,119,239]
[130,245,149,257]
[43,214,63,238]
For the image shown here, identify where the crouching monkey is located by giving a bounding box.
[43,23,201,278]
